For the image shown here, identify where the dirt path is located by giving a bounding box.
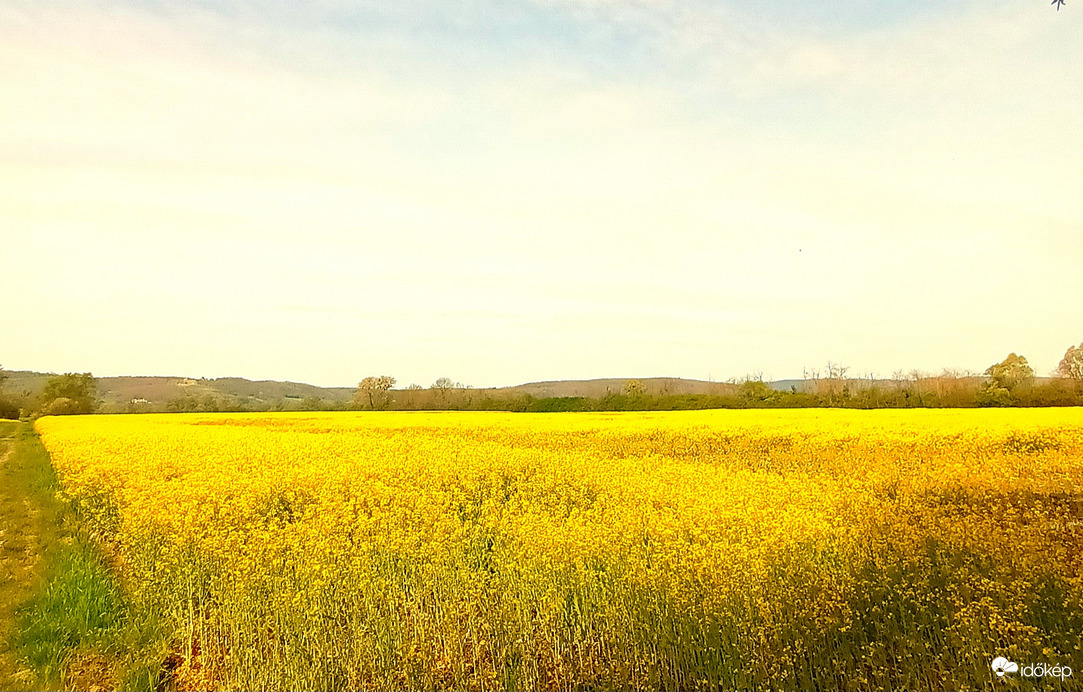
[0,421,54,690]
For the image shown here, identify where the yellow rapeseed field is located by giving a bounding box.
[35,409,1083,691]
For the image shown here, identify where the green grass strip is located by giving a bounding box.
[1,421,169,691]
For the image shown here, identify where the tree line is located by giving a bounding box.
[346,347,1083,412]
[0,369,97,419]
[2,342,1082,418]
[343,347,1083,412]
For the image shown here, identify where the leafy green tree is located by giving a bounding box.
[978,353,1033,406]
[1058,342,1083,380]
[44,397,81,415]
[0,364,18,419]
[976,384,1013,407]
[623,379,647,398]
[985,353,1034,391]
[739,379,773,404]
[41,373,97,414]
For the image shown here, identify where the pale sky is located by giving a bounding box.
[2,0,1081,388]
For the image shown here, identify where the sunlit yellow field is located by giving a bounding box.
[35,410,1083,691]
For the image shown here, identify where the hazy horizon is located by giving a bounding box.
[3,1,1081,389]
[0,362,1057,393]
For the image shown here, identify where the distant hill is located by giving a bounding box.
[3,371,355,410]
[492,377,736,398]
[7,369,1032,413]
[4,371,744,411]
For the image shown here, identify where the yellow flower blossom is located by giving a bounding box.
[35,409,1083,691]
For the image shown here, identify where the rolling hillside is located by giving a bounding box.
[2,371,355,410]
[4,371,744,410]
[4,370,1011,412]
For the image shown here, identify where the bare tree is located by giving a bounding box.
[825,361,849,380]
[809,362,850,404]
[356,375,396,410]
[891,369,906,390]
[431,377,465,408]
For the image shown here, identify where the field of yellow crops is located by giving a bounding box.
[35,409,1083,691]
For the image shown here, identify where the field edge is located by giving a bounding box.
[1,421,172,692]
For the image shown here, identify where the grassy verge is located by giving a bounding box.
[0,420,169,691]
